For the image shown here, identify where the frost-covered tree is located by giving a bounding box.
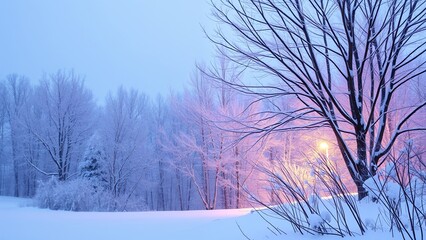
[169,65,262,209]
[177,71,224,210]
[79,137,108,190]
[211,0,426,199]
[149,95,190,210]
[3,75,32,196]
[0,82,8,195]
[156,93,196,210]
[101,87,149,198]
[28,70,95,181]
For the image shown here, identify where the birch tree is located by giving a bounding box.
[211,0,426,199]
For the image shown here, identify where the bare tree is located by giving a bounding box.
[152,95,168,210]
[0,82,8,195]
[169,65,262,209]
[178,71,221,210]
[210,0,426,199]
[3,75,32,196]
[208,56,264,209]
[28,70,95,181]
[149,94,195,210]
[160,92,196,210]
[101,87,148,198]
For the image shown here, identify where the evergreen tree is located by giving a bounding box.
[79,140,108,191]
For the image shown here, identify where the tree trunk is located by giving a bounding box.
[336,132,370,200]
[12,130,19,197]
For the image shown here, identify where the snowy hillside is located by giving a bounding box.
[0,196,410,240]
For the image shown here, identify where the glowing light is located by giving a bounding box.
[319,142,329,150]
[318,141,329,161]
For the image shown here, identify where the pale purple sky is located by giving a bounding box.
[0,0,215,102]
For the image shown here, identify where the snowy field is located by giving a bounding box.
[0,196,407,240]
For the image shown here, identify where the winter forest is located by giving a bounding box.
[2,0,426,239]
[0,67,276,211]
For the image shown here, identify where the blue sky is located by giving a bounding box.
[0,0,215,102]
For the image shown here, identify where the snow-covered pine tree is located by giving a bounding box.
[79,140,108,191]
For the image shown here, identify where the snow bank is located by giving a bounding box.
[0,196,409,240]
[0,197,270,240]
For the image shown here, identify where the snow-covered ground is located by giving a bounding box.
[0,196,406,240]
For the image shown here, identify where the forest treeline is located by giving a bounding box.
[0,67,296,211]
[1,62,425,211]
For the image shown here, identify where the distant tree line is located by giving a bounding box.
[0,68,287,210]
